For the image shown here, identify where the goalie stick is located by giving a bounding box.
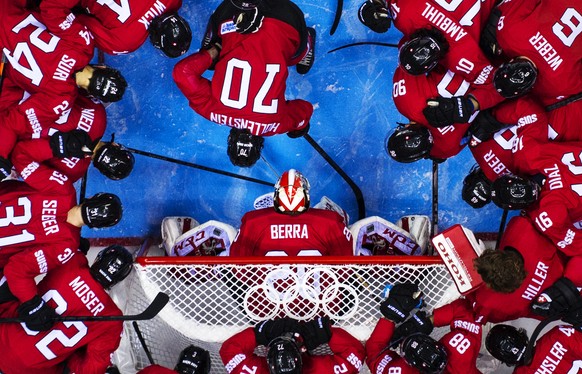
[127,147,275,187]
[304,134,366,220]
[0,292,169,323]
[330,0,343,35]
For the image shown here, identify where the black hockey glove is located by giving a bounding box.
[299,316,333,352]
[380,282,424,323]
[105,366,121,374]
[462,166,492,209]
[423,96,476,127]
[17,295,57,332]
[389,310,433,347]
[234,7,264,34]
[49,129,94,158]
[468,110,510,144]
[254,317,301,346]
[531,277,581,318]
[87,65,127,103]
[79,236,91,255]
[358,0,391,33]
[0,156,13,179]
[479,8,502,59]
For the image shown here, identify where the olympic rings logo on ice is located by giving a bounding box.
[243,266,359,322]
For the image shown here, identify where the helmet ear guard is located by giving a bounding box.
[386,124,433,163]
[149,13,192,58]
[273,169,311,215]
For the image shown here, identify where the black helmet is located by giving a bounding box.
[174,345,211,374]
[387,124,433,163]
[493,57,538,98]
[267,336,302,374]
[149,13,192,58]
[90,245,133,289]
[81,193,122,228]
[399,28,448,75]
[87,65,127,103]
[93,142,135,180]
[491,174,541,210]
[230,0,262,10]
[402,333,448,374]
[485,325,529,365]
[227,128,264,167]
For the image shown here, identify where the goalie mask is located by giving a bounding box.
[493,57,538,98]
[399,28,448,75]
[149,13,192,58]
[401,333,448,374]
[227,128,264,167]
[81,193,123,228]
[491,174,541,210]
[274,169,310,215]
[90,245,133,289]
[174,345,211,374]
[267,336,303,374]
[386,124,433,163]
[485,325,528,365]
[93,142,135,180]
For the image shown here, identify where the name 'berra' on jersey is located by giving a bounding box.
[230,208,354,257]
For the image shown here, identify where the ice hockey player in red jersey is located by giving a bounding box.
[485,324,582,373]
[173,0,314,166]
[0,245,133,373]
[137,345,211,374]
[220,316,364,374]
[38,0,191,57]
[0,180,122,304]
[229,169,354,256]
[367,282,482,373]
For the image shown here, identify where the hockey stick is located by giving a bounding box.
[303,134,366,220]
[328,41,398,54]
[545,92,582,112]
[132,321,155,365]
[0,53,6,95]
[431,160,439,242]
[495,209,509,249]
[126,147,275,187]
[330,0,344,35]
[522,314,562,366]
[0,292,169,323]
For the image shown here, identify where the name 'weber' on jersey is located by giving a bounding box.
[270,224,308,239]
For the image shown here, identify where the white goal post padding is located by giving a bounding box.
[111,256,462,373]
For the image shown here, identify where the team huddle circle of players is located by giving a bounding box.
[1,0,582,372]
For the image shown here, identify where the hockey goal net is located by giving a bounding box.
[112,255,460,373]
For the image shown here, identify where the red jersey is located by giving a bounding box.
[173,19,313,136]
[514,325,582,374]
[220,327,365,374]
[365,318,418,374]
[138,365,177,374]
[229,208,354,257]
[0,3,93,157]
[470,96,548,181]
[495,0,582,106]
[466,216,565,323]
[393,65,471,159]
[387,0,496,85]
[0,253,122,374]
[40,0,182,55]
[0,180,80,302]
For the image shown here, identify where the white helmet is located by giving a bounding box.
[273,169,310,215]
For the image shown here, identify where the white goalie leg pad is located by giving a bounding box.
[160,216,199,256]
[172,220,237,257]
[349,216,422,256]
[313,196,350,226]
[253,192,274,210]
[397,215,431,254]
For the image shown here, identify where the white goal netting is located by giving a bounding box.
[111,256,462,373]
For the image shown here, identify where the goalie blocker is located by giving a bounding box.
[431,225,485,294]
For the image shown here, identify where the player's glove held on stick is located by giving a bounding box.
[423,96,476,127]
[49,130,94,158]
[358,0,391,33]
[18,295,57,331]
[254,317,300,346]
[380,282,424,323]
[390,310,433,347]
[299,316,333,351]
[531,277,581,318]
[234,8,264,34]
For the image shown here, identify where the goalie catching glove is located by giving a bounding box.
[234,7,264,34]
[49,129,94,158]
[423,96,476,127]
[380,282,424,323]
[358,0,391,33]
[389,310,433,347]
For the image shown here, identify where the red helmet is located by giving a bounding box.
[273,169,310,215]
